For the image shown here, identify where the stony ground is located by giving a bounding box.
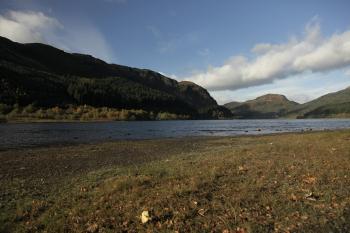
[1,130,350,232]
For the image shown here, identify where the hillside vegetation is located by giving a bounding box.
[285,87,350,118]
[0,36,231,121]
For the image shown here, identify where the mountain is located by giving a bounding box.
[224,94,299,119]
[0,36,231,119]
[223,101,242,110]
[225,88,350,119]
[285,87,350,118]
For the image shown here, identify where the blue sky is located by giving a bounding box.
[1,0,350,104]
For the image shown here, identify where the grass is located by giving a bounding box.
[0,130,350,232]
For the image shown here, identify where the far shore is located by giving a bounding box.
[1,116,350,124]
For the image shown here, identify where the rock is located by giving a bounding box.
[141,210,151,224]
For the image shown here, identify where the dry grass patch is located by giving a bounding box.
[1,130,350,232]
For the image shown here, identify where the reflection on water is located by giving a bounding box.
[1,119,350,150]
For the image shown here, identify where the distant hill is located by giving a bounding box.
[0,36,231,119]
[223,101,242,110]
[285,87,350,118]
[224,94,299,119]
[225,88,350,119]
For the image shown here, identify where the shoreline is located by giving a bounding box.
[1,130,350,232]
[1,117,350,124]
[0,127,347,152]
[0,129,348,185]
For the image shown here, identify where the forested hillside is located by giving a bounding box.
[0,36,231,121]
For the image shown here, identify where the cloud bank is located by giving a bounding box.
[0,10,62,43]
[210,70,350,105]
[0,10,115,62]
[185,20,350,91]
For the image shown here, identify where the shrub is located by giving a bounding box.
[0,104,12,114]
[0,104,189,121]
[23,104,37,114]
[0,114,7,123]
[156,112,178,120]
[116,109,128,121]
[8,104,20,116]
[51,106,63,115]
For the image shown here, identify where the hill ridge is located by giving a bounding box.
[0,36,231,120]
[225,88,350,119]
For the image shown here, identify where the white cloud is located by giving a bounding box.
[345,68,350,77]
[57,25,115,62]
[0,11,62,43]
[159,71,178,80]
[185,19,350,91]
[0,10,115,62]
[211,71,350,105]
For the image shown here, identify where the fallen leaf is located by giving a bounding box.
[86,223,98,233]
[198,209,206,216]
[238,166,248,172]
[303,175,317,184]
[236,227,246,233]
[290,193,297,201]
[304,192,320,201]
[141,210,151,224]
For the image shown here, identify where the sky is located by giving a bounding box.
[0,0,350,104]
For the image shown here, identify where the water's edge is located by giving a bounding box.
[1,119,350,150]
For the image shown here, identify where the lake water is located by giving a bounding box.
[1,119,350,150]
